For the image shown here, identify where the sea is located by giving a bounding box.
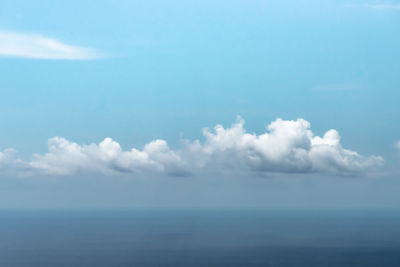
[0,209,399,266]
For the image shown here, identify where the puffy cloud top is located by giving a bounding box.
[29,137,184,176]
[0,118,384,177]
[187,118,382,175]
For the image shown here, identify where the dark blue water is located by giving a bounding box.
[0,209,399,266]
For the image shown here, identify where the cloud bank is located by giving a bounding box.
[0,31,103,60]
[0,118,384,177]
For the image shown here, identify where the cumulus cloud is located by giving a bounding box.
[0,149,31,176]
[0,31,103,60]
[0,118,384,177]
[29,137,185,176]
[186,118,383,175]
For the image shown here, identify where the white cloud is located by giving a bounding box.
[396,140,400,150]
[186,117,383,175]
[0,31,103,60]
[29,137,185,176]
[344,3,400,11]
[313,83,362,91]
[0,148,31,175]
[368,4,400,10]
[0,118,384,177]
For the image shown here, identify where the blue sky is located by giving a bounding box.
[0,0,399,208]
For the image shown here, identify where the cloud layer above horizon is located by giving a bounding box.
[0,118,384,177]
[0,31,102,60]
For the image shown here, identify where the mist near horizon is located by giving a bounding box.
[0,174,399,209]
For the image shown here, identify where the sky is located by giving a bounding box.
[0,0,399,209]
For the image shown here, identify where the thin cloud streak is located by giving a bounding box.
[313,83,362,91]
[0,31,104,60]
[368,4,400,10]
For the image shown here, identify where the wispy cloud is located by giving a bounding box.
[313,83,362,91]
[0,31,103,60]
[0,117,384,177]
[368,4,400,10]
[344,3,400,10]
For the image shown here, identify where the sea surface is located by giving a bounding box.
[0,209,399,267]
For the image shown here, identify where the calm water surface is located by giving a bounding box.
[0,209,399,266]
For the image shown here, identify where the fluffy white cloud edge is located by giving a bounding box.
[0,118,384,177]
[0,31,103,60]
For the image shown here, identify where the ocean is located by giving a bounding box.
[0,209,399,266]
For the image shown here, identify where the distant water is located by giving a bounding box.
[0,209,399,267]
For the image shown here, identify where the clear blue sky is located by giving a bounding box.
[0,0,399,208]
